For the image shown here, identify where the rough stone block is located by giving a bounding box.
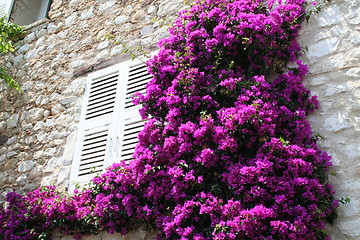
[24,49,39,60]
[115,15,128,25]
[36,29,47,38]
[99,1,116,12]
[16,174,27,183]
[6,136,17,145]
[0,121,6,131]
[101,232,124,240]
[97,40,109,50]
[37,132,48,143]
[18,44,30,53]
[13,54,24,66]
[44,157,58,173]
[27,108,45,123]
[51,0,63,9]
[324,113,352,133]
[95,49,110,61]
[57,166,71,185]
[307,75,326,86]
[140,25,153,36]
[345,67,360,78]
[65,12,78,27]
[110,45,124,56]
[0,112,10,120]
[18,160,36,172]
[44,148,57,157]
[24,32,36,43]
[349,31,360,45]
[158,0,183,17]
[25,136,35,145]
[318,5,344,27]
[59,96,78,106]
[307,38,339,59]
[45,118,56,127]
[7,114,19,129]
[70,60,86,69]
[47,23,59,33]
[80,7,94,20]
[339,219,360,237]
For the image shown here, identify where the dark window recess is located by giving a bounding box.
[10,0,52,26]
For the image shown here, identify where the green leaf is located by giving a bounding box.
[0,17,24,91]
[279,136,290,146]
[339,197,350,205]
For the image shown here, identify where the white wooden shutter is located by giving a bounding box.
[70,63,129,187]
[76,125,109,177]
[69,54,154,191]
[0,0,14,19]
[118,61,151,162]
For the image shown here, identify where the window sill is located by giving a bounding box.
[23,18,49,32]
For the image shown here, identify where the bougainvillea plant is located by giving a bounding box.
[0,0,337,239]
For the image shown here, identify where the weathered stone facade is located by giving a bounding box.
[299,1,360,239]
[0,0,186,198]
[0,0,359,239]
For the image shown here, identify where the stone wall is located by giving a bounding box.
[0,0,186,198]
[0,0,360,239]
[299,0,360,239]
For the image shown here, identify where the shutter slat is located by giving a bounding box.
[84,73,119,120]
[82,134,107,145]
[128,74,152,84]
[80,149,106,160]
[91,75,118,90]
[85,108,114,120]
[128,64,147,74]
[87,99,116,112]
[88,92,116,106]
[125,63,149,109]
[87,99,115,113]
[88,86,117,100]
[82,143,107,155]
[92,73,118,85]
[119,117,145,162]
[127,82,148,95]
[121,148,137,157]
[121,142,138,151]
[80,155,105,166]
[89,82,117,95]
[121,153,134,162]
[123,132,140,142]
[80,159,104,169]
[124,120,144,132]
[78,166,103,176]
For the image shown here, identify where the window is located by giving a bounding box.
[0,0,51,25]
[69,56,152,190]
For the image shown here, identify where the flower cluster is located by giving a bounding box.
[0,187,97,240]
[1,0,337,239]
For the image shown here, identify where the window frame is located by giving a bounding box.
[1,0,51,25]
